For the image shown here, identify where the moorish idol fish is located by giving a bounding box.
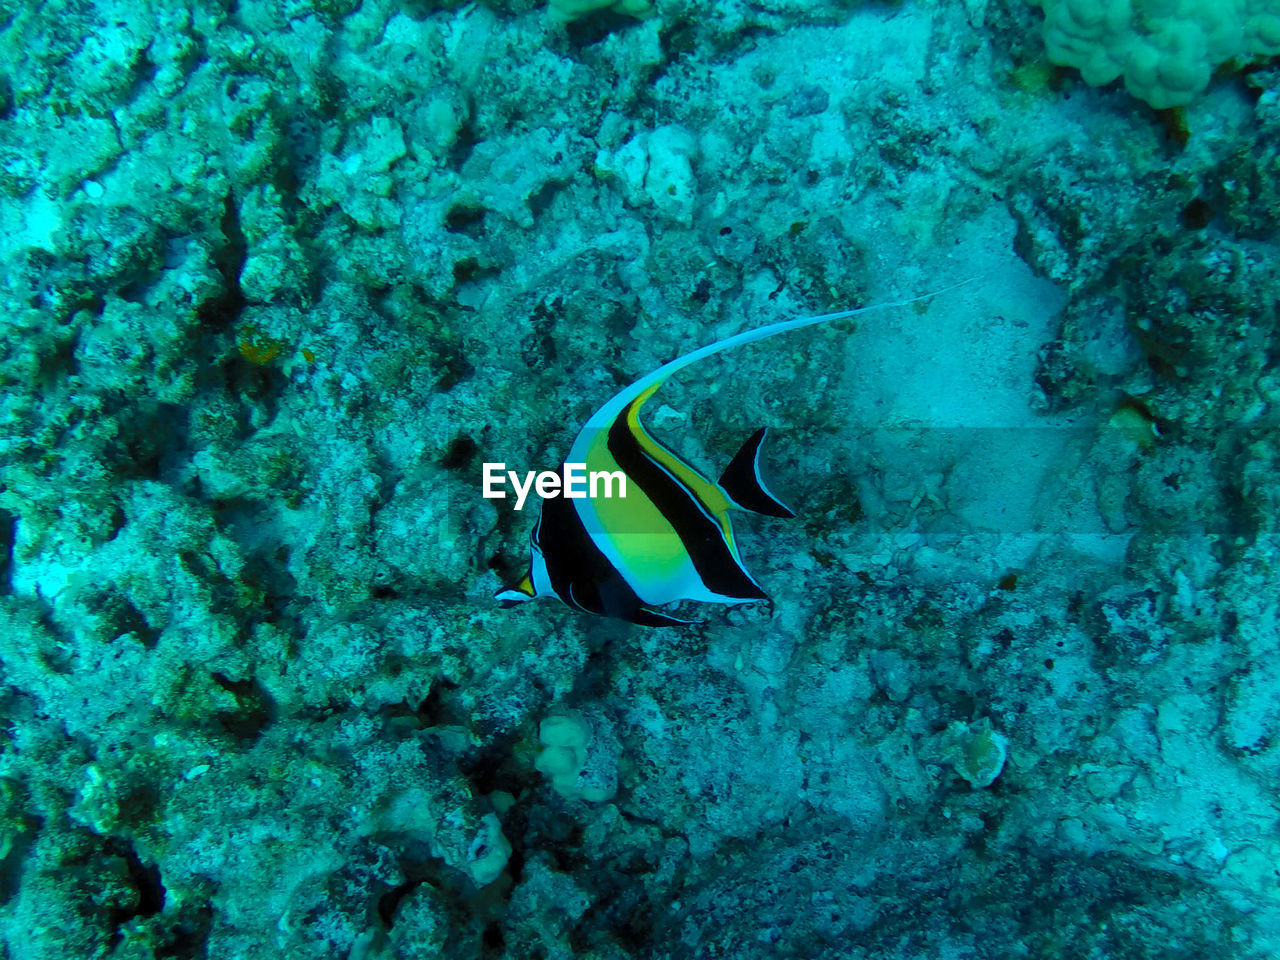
[495,283,970,626]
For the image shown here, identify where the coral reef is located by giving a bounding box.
[1034,0,1280,107]
[0,0,1278,957]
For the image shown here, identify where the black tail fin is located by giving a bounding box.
[719,428,795,518]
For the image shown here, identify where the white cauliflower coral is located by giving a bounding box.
[533,712,618,802]
[1035,0,1280,108]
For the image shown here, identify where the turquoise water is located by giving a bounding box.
[1,1,1278,957]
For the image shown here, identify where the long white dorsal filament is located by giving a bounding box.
[579,275,982,436]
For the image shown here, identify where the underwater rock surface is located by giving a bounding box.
[1,0,1278,957]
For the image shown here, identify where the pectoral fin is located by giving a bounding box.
[631,607,701,627]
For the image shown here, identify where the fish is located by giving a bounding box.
[494,281,971,626]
